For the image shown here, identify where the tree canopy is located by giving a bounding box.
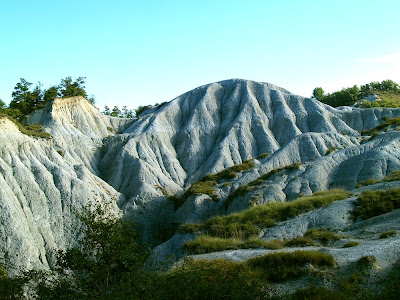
[313,79,400,108]
[2,76,93,119]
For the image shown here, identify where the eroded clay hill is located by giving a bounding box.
[1,79,400,269]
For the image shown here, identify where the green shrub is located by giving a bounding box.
[343,241,360,248]
[352,188,400,220]
[357,255,377,266]
[304,228,342,245]
[154,259,263,300]
[246,250,335,282]
[379,230,397,239]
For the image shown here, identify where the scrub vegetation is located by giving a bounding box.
[181,189,351,253]
[352,188,400,220]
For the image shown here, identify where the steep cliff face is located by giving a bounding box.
[2,80,400,270]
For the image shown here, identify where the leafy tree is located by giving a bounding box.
[110,106,121,117]
[312,87,325,100]
[9,79,43,115]
[34,204,150,299]
[58,76,87,98]
[43,86,59,104]
[0,99,5,110]
[320,85,360,107]
[103,105,111,115]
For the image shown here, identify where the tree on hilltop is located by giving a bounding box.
[312,87,325,100]
[58,76,87,98]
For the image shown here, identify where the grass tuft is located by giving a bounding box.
[343,241,360,248]
[304,228,343,245]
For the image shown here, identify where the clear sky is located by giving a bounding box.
[1,0,399,110]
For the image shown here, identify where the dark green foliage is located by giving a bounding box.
[58,76,87,98]
[34,205,150,299]
[0,264,30,300]
[379,230,397,239]
[314,80,400,108]
[320,85,360,107]
[110,105,121,117]
[343,241,360,248]
[152,259,264,300]
[360,79,400,98]
[0,99,5,109]
[352,188,400,220]
[312,87,325,100]
[286,286,346,300]
[135,105,152,117]
[304,228,342,245]
[43,86,59,103]
[247,250,335,282]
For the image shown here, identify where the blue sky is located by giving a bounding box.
[1,0,399,110]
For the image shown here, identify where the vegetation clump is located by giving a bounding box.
[352,188,400,220]
[247,250,335,282]
[379,230,397,239]
[343,241,360,248]
[361,116,400,136]
[181,189,351,253]
[304,228,343,245]
[183,236,284,254]
[313,79,400,108]
[257,152,270,159]
[356,170,400,188]
[169,159,256,210]
[225,163,302,206]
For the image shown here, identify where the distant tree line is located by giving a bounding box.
[0,76,94,120]
[312,79,400,107]
[102,102,167,118]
